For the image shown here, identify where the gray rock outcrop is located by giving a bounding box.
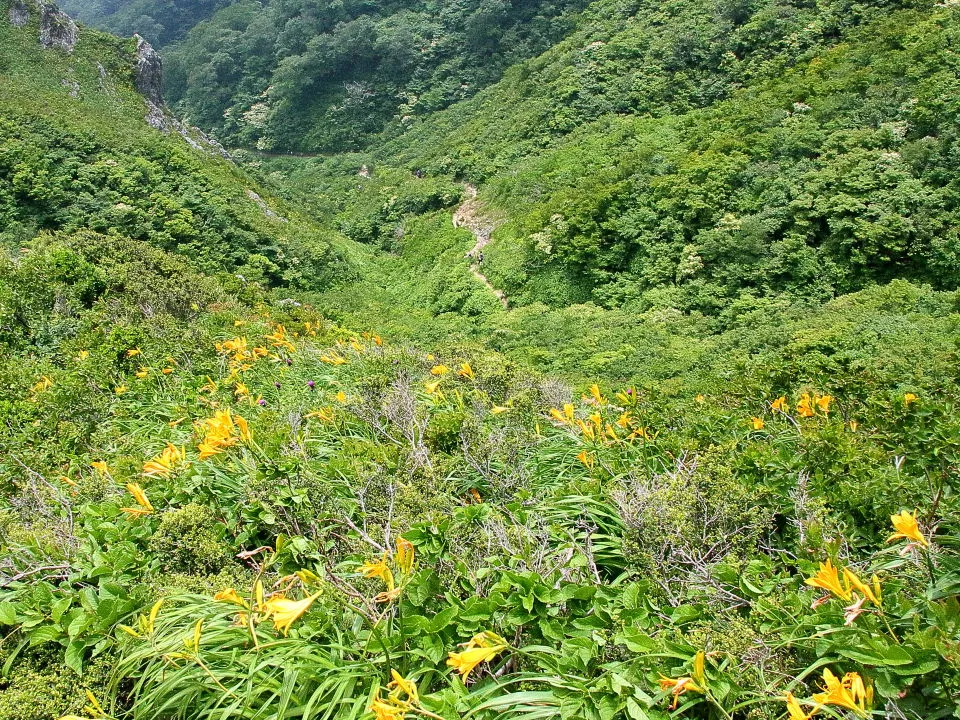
[9,0,29,27]
[133,34,163,104]
[39,2,77,52]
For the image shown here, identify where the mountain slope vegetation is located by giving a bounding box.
[75,0,593,153]
[57,0,229,47]
[257,0,960,323]
[2,2,960,720]
[0,3,349,289]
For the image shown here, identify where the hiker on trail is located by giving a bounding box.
[478,251,484,265]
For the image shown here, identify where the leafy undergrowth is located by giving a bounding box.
[1,234,959,720]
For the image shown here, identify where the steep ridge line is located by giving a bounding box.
[453,184,509,309]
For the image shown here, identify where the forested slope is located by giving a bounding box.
[57,0,229,47]
[253,0,960,342]
[0,1,348,289]
[63,0,593,152]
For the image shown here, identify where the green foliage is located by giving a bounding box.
[0,11,348,290]
[147,504,232,575]
[0,647,115,720]
[59,0,230,47]
[4,2,960,720]
[156,0,590,152]
[3,228,959,717]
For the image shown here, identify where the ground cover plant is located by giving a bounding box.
[2,228,959,719]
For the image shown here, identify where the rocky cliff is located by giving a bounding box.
[133,33,163,104]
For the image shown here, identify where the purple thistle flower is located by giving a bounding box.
[258,398,267,406]
[274,382,281,389]
[307,380,316,390]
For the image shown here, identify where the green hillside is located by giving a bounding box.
[0,3,352,289]
[56,0,228,47]
[2,1,959,720]
[135,0,590,153]
[259,0,960,313]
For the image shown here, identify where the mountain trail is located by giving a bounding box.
[453,184,508,309]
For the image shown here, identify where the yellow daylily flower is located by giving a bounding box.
[135,366,150,379]
[815,394,833,413]
[123,599,163,637]
[213,588,249,608]
[811,669,872,717]
[306,407,335,423]
[806,558,851,602]
[627,426,651,441]
[234,414,251,442]
[261,592,321,636]
[577,450,595,469]
[115,384,128,395]
[446,631,508,681]
[125,482,154,512]
[604,423,619,441]
[335,391,348,403]
[126,348,142,357]
[143,443,187,477]
[388,669,419,705]
[491,405,510,414]
[183,619,203,653]
[771,396,788,412]
[396,537,415,575]
[360,558,395,592]
[31,375,54,393]
[196,409,250,459]
[657,675,703,710]
[888,509,928,547]
[375,587,403,603]
[264,324,295,351]
[90,461,110,475]
[796,393,815,418]
[369,695,406,720]
[584,383,605,405]
[576,419,596,440]
[903,393,918,406]
[751,417,765,430]
[83,689,107,718]
[430,364,450,376]
[458,362,474,379]
[784,692,814,720]
[692,651,706,687]
[843,569,881,606]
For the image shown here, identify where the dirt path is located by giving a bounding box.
[453,184,509,309]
